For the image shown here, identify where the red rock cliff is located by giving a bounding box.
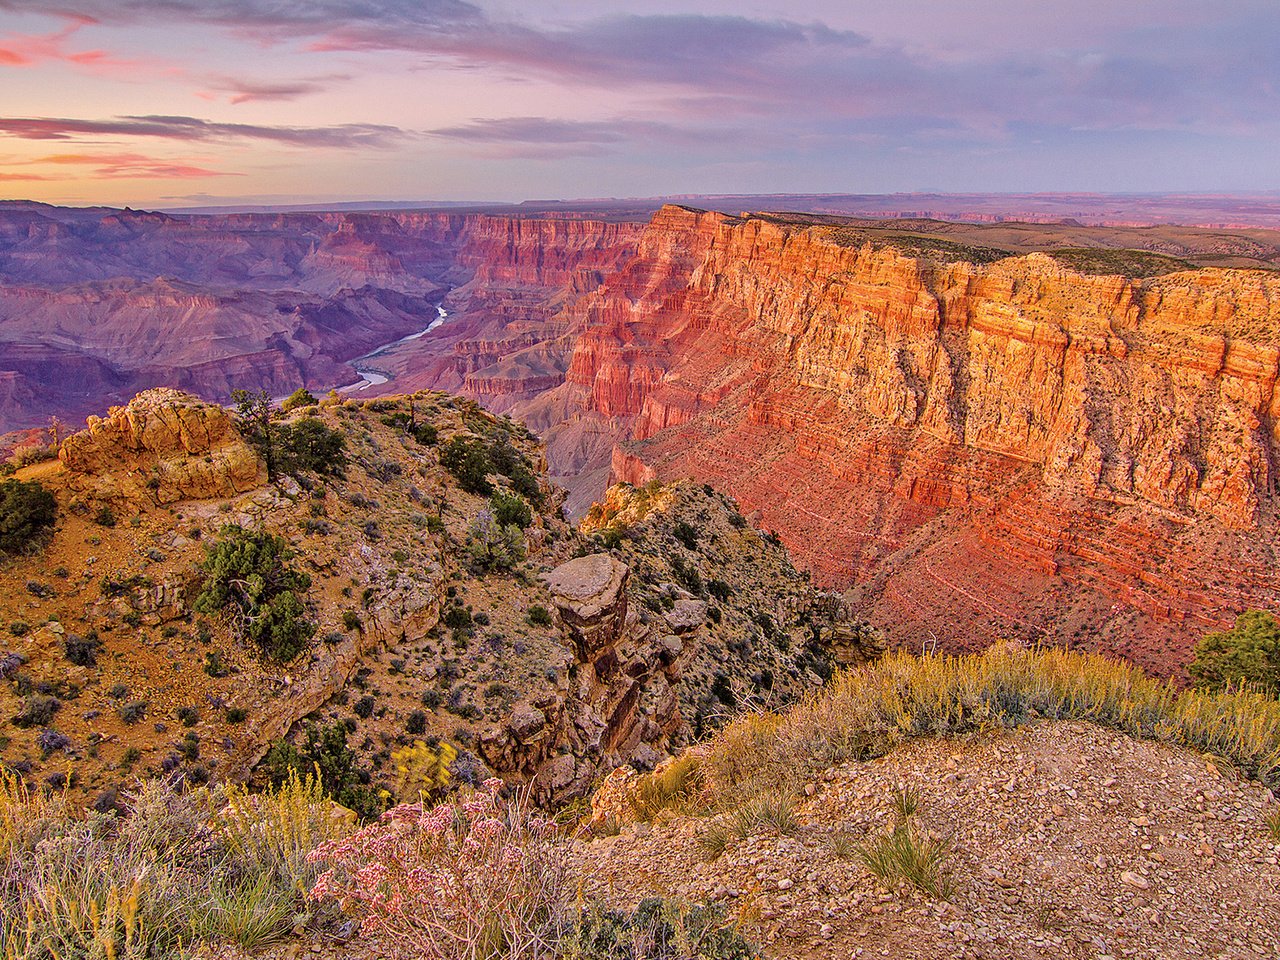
[547,207,1280,673]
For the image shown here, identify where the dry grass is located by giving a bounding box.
[628,754,705,822]
[857,823,955,900]
[701,645,1280,802]
[729,792,797,839]
[0,770,351,960]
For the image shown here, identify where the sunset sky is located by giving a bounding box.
[0,0,1276,207]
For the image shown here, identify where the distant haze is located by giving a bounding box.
[0,1,1277,206]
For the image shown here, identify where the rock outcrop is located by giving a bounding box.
[478,554,686,801]
[544,554,632,660]
[59,388,264,503]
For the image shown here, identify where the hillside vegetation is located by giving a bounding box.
[1,644,1278,958]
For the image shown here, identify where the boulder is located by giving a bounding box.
[60,388,264,504]
[665,599,708,634]
[543,554,629,659]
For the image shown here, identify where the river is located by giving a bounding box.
[338,304,448,393]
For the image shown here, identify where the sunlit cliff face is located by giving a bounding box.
[1,1,1277,206]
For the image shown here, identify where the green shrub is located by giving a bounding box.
[670,555,703,596]
[1189,610,1280,696]
[195,526,315,661]
[280,387,317,413]
[0,478,57,554]
[463,510,525,573]
[440,434,543,504]
[204,650,228,677]
[672,521,699,551]
[527,605,554,627]
[489,491,532,530]
[410,422,438,446]
[442,605,473,632]
[440,437,495,495]
[279,418,347,477]
[260,721,383,820]
[64,632,101,667]
[93,505,117,527]
[118,700,148,724]
[14,694,61,728]
[707,579,732,602]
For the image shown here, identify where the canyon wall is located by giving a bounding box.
[0,203,642,433]
[538,207,1280,672]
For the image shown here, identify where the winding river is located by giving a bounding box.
[339,304,449,393]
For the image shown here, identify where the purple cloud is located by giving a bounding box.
[427,115,748,159]
[0,114,408,147]
[202,76,348,104]
[0,1,482,33]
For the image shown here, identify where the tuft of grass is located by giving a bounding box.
[891,786,919,825]
[197,874,302,950]
[629,755,704,822]
[701,646,1280,801]
[697,822,731,862]
[829,828,859,861]
[857,823,954,900]
[730,792,796,839]
[1266,807,1280,841]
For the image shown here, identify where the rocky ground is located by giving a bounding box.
[1,390,856,811]
[573,722,1280,959]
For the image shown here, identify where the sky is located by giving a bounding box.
[0,0,1277,207]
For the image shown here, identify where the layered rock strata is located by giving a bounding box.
[480,554,686,800]
[535,208,1280,672]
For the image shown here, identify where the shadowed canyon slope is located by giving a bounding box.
[3,201,1279,672]
[0,201,642,433]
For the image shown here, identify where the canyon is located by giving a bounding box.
[2,201,1278,672]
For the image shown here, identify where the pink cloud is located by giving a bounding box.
[0,16,164,75]
[0,115,408,148]
[14,151,242,179]
[197,74,350,105]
